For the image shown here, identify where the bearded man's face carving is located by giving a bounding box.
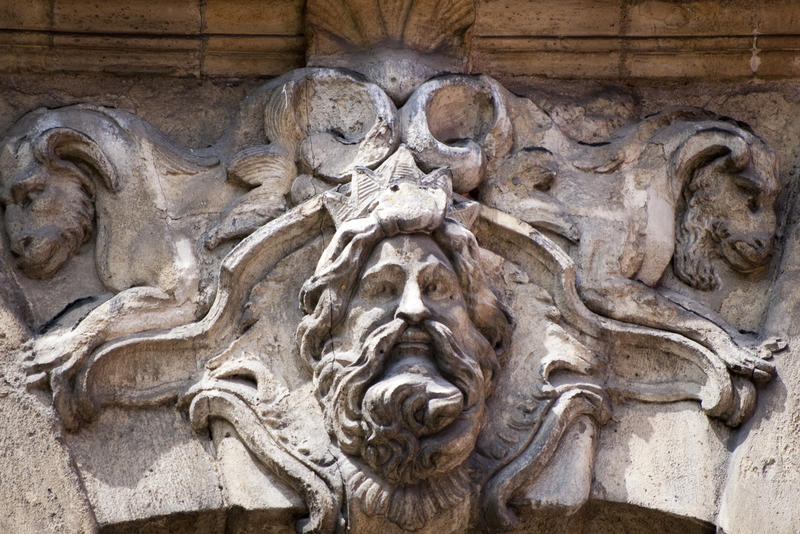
[311,233,500,485]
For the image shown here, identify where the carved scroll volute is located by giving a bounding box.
[400,75,513,193]
[205,70,400,249]
[671,128,750,191]
[264,69,399,183]
[34,127,119,192]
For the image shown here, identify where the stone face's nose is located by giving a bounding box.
[753,232,774,257]
[395,278,429,324]
[12,234,33,256]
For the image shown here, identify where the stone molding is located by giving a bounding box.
[2,1,800,79]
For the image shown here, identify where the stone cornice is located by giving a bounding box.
[1,0,799,79]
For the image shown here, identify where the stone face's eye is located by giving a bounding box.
[361,276,398,301]
[423,280,452,300]
[738,188,759,214]
[12,179,44,208]
[731,176,761,214]
[378,283,396,297]
[748,197,759,213]
[23,188,43,208]
[419,262,462,302]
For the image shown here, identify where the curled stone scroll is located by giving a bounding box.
[0,1,786,532]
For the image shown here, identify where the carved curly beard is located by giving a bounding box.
[9,178,94,279]
[673,198,718,291]
[314,317,495,486]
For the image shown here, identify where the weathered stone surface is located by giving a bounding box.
[0,2,799,534]
[474,0,623,36]
[205,0,303,35]
[65,407,224,528]
[203,36,305,78]
[716,206,800,534]
[0,0,50,31]
[0,354,97,533]
[52,0,202,34]
[591,402,729,523]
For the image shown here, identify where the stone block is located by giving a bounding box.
[718,216,800,534]
[0,32,51,74]
[202,35,304,77]
[474,0,622,37]
[64,407,224,528]
[0,0,50,31]
[49,34,201,76]
[755,2,800,35]
[472,39,622,78]
[757,49,800,78]
[53,0,201,34]
[211,421,304,520]
[591,402,728,523]
[627,0,800,37]
[0,299,95,533]
[205,0,303,35]
[625,51,754,79]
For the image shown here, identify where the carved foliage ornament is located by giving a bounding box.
[0,2,785,533]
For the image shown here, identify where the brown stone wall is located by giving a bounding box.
[1,0,799,79]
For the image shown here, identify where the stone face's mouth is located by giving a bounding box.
[13,231,65,279]
[392,326,434,358]
[723,237,772,273]
[398,326,433,343]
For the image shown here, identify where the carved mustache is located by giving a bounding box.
[322,319,486,434]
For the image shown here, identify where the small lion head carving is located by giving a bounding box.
[673,127,779,291]
[0,127,117,279]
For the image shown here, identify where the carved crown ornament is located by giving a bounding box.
[0,1,787,533]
